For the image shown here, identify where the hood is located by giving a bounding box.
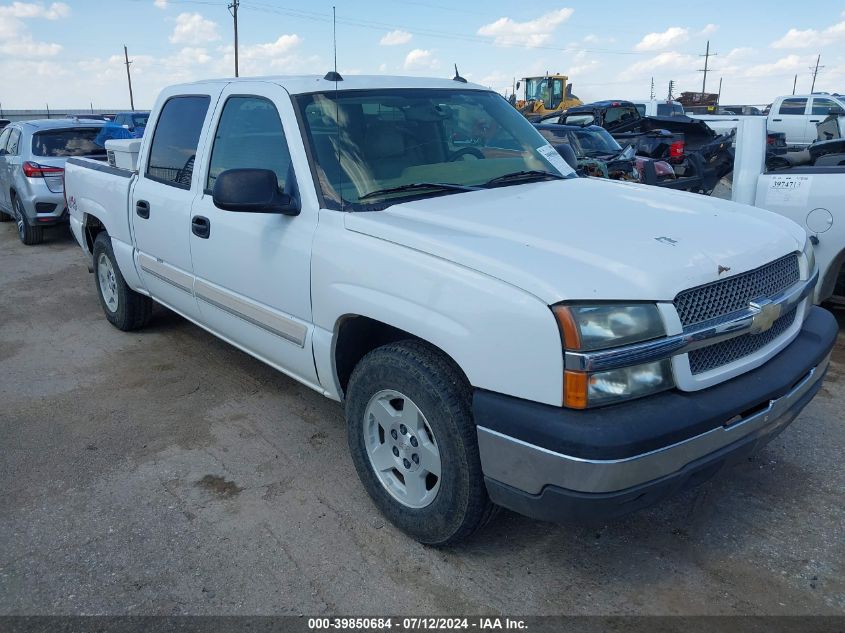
[344,178,806,304]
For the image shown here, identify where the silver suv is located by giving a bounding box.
[0,119,105,245]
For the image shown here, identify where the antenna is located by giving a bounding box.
[650,76,655,100]
[452,64,467,83]
[323,6,343,81]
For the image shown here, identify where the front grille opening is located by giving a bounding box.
[689,307,797,375]
[674,254,800,328]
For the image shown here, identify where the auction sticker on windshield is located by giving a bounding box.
[765,174,812,206]
[536,144,571,174]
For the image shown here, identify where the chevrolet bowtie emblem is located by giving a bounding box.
[748,299,782,334]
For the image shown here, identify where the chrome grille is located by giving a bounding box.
[688,308,797,374]
[674,254,800,328]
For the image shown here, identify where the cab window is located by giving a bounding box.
[207,96,291,192]
[778,98,807,115]
[146,95,210,188]
[811,98,845,116]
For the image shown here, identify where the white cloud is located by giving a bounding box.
[477,8,574,48]
[216,34,318,76]
[0,35,61,56]
[627,51,696,76]
[378,62,388,72]
[169,12,220,45]
[0,2,69,19]
[177,47,211,65]
[379,29,412,46]
[771,17,845,49]
[154,0,168,8]
[403,48,439,71]
[634,27,689,51]
[745,54,812,77]
[700,23,718,36]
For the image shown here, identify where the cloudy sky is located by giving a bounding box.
[0,0,843,110]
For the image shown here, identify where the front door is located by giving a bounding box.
[131,93,217,319]
[0,127,12,211]
[188,82,320,385]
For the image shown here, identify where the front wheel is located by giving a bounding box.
[92,232,152,331]
[345,340,496,545]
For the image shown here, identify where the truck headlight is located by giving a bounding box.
[553,304,674,408]
[553,304,665,351]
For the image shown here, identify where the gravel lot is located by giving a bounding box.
[1,224,843,616]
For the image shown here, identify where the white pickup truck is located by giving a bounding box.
[64,75,837,545]
[691,94,845,148]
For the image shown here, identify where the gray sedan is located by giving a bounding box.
[0,119,105,245]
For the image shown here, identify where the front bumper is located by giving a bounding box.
[475,306,838,523]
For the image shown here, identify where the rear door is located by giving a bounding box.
[131,91,218,318]
[770,98,809,145]
[809,97,845,139]
[0,127,12,211]
[188,82,320,385]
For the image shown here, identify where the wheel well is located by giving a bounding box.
[83,215,106,253]
[333,316,468,398]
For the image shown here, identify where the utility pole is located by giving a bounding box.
[717,77,722,105]
[124,45,135,111]
[698,40,717,97]
[228,0,239,77]
[792,74,797,95]
[809,54,823,93]
[667,80,675,101]
[46,103,50,119]
[650,76,655,100]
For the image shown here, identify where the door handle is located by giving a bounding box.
[809,119,820,122]
[136,200,150,219]
[191,215,210,239]
[771,118,782,122]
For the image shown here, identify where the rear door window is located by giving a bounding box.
[31,128,104,157]
[7,129,21,155]
[778,98,807,115]
[146,95,211,188]
[0,128,10,153]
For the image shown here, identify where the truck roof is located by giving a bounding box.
[167,74,488,95]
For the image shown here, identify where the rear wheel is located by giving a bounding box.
[92,232,152,331]
[345,340,496,545]
[12,196,43,245]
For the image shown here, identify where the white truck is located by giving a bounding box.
[727,117,845,304]
[64,75,837,545]
[691,94,845,147]
[629,99,685,117]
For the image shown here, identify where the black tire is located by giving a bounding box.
[13,196,43,245]
[92,232,152,331]
[345,340,497,546]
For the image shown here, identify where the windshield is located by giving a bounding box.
[32,128,105,157]
[132,114,149,128]
[537,126,621,157]
[295,88,573,210]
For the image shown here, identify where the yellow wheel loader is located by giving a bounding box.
[514,75,582,121]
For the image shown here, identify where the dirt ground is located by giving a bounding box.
[1,224,843,616]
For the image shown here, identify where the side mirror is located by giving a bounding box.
[516,81,521,90]
[621,144,636,160]
[212,168,300,215]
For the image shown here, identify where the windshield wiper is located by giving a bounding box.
[358,182,480,201]
[482,170,567,187]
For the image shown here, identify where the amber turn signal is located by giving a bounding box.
[552,305,581,349]
[563,370,588,409]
